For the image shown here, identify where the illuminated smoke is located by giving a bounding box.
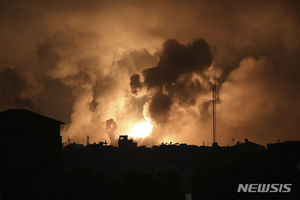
[0,64,43,111]
[1,0,300,146]
[130,39,214,124]
[103,119,117,144]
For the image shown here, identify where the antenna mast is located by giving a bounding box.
[212,72,217,146]
[87,135,90,146]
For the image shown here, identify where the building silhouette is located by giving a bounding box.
[0,109,64,199]
[118,135,137,149]
[0,109,299,200]
[0,109,64,168]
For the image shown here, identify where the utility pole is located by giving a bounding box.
[212,72,218,147]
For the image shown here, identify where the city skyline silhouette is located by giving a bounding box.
[1,1,300,199]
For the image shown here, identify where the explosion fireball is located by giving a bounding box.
[128,120,153,139]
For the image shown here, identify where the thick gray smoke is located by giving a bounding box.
[130,39,214,123]
[0,65,43,111]
[0,0,300,145]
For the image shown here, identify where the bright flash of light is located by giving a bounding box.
[128,120,153,139]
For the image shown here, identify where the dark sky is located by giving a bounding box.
[1,0,300,145]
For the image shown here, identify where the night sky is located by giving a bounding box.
[1,0,300,146]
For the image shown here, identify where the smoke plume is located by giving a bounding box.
[130,39,214,124]
[0,64,43,111]
[103,119,117,144]
[0,0,300,145]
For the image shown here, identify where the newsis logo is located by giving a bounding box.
[237,184,292,193]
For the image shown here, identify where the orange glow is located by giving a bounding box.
[128,120,153,139]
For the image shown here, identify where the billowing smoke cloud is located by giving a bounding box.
[219,57,300,144]
[149,92,172,123]
[0,0,300,145]
[130,74,143,95]
[103,119,117,144]
[143,39,212,89]
[0,64,43,111]
[130,39,213,123]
